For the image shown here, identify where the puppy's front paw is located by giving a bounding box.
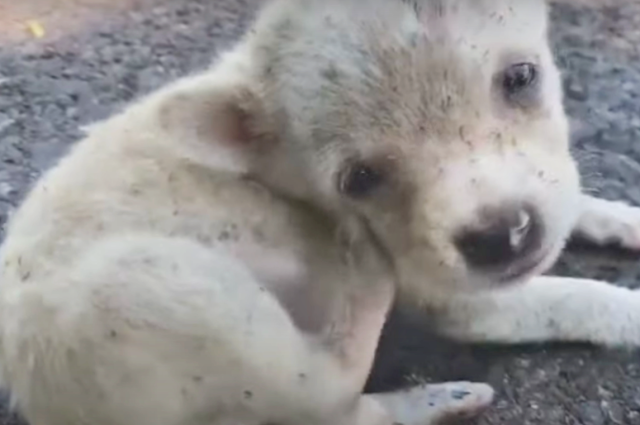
[395,381,494,424]
[574,197,640,251]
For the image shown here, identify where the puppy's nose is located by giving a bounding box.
[455,205,542,270]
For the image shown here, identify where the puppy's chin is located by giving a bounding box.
[493,236,570,287]
[436,239,566,294]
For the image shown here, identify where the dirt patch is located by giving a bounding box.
[0,0,155,43]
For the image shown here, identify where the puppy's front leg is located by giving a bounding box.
[573,194,640,250]
[364,381,494,425]
[432,276,640,346]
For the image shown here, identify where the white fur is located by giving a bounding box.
[574,194,640,250]
[0,0,639,424]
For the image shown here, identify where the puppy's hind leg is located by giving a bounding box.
[2,235,347,425]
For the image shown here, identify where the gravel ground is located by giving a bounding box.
[1,1,640,424]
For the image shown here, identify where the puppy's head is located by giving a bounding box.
[163,0,581,296]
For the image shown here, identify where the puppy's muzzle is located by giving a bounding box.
[454,204,544,281]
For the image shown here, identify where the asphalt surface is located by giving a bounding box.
[1,1,640,424]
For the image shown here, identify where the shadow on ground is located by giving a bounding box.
[1,0,640,424]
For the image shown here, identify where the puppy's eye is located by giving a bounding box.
[502,63,538,95]
[340,162,385,199]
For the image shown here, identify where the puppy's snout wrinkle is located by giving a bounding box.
[455,204,542,271]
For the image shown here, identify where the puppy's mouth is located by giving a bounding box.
[497,245,555,284]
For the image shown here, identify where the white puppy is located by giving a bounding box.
[1,0,639,424]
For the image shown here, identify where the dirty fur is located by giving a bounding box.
[2,0,640,424]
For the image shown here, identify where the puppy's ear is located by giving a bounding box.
[157,72,270,173]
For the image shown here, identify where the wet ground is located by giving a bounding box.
[1,0,640,424]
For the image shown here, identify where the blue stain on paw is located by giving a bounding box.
[451,389,471,400]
